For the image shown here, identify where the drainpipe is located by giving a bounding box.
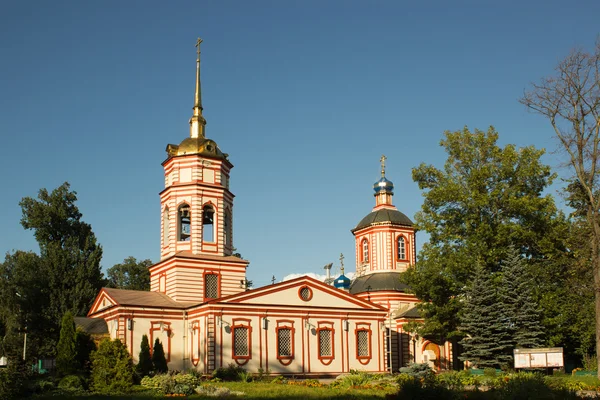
[182,310,187,371]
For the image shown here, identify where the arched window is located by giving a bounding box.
[397,236,406,260]
[202,205,215,242]
[178,204,191,242]
[163,207,170,247]
[361,239,369,263]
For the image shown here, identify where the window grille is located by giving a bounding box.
[397,236,406,260]
[319,329,332,357]
[362,239,369,262]
[299,287,311,301]
[233,327,249,356]
[357,330,369,357]
[278,328,292,357]
[205,274,218,299]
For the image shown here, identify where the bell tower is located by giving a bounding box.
[149,39,249,303]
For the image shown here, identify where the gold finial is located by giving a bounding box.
[339,253,345,275]
[380,155,387,177]
[190,37,206,138]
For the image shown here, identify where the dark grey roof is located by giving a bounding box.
[396,306,421,319]
[349,272,410,295]
[353,208,413,231]
[74,317,108,335]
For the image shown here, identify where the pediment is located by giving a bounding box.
[88,289,117,315]
[220,276,386,311]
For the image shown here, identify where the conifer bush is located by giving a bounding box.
[56,311,77,376]
[90,338,134,394]
[136,334,152,377]
[151,338,168,373]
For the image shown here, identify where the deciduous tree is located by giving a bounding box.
[402,127,566,345]
[520,41,600,373]
[19,182,104,323]
[107,257,152,291]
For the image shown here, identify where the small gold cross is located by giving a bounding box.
[380,155,387,177]
[195,37,203,57]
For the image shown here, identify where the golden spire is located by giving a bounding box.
[380,154,387,177]
[190,37,206,138]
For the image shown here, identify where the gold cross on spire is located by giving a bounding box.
[380,155,387,177]
[339,253,345,275]
[195,37,203,59]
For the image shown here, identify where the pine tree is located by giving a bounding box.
[459,264,501,368]
[151,339,168,374]
[136,334,152,377]
[56,311,77,376]
[500,246,544,349]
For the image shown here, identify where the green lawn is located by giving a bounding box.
[33,382,397,399]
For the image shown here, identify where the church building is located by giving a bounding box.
[86,39,451,375]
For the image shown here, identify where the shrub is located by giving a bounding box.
[583,353,598,371]
[0,358,31,399]
[140,372,201,395]
[56,311,77,376]
[499,372,579,400]
[90,338,135,393]
[437,371,465,391]
[212,363,246,381]
[152,338,168,374]
[136,334,152,377]
[58,374,85,391]
[34,378,56,393]
[75,328,96,373]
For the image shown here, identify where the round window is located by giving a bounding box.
[299,286,313,301]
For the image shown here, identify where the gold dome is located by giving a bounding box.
[166,137,228,160]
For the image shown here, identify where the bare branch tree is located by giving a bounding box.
[520,40,600,375]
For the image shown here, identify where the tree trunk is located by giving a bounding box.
[592,214,600,378]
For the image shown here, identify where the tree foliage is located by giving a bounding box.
[136,334,152,377]
[0,182,104,357]
[56,311,77,376]
[90,338,134,394]
[19,182,104,321]
[0,251,49,358]
[459,264,512,369]
[500,246,544,349]
[401,127,566,343]
[152,339,168,374]
[107,257,152,291]
[521,40,600,373]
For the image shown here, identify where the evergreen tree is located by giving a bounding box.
[151,339,168,373]
[500,246,544,349]
[56,311,76,376]
[459,264,512,368]
[90,338,134,394]
[136,334,152,377]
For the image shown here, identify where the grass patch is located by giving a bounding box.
[31,381,396,399]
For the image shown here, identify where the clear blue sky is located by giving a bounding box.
[1,1,599,287]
